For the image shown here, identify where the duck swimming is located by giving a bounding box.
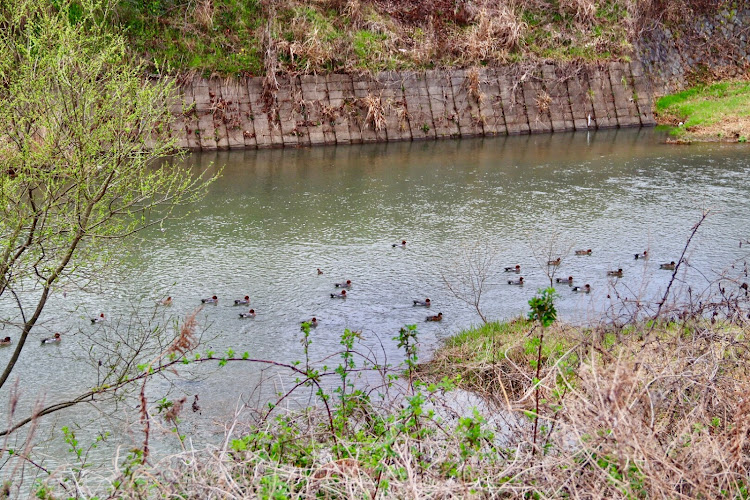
[575,249,592,256]
[239,309,256,318]
[660,261,676,270]
[504,265,521,273]
[334,280,352,289]
[91,313,105,324]
[331,290,347,298]
[234,296,250,305]
[508,277,524,285]
[426,312,443,322]
[0,337,10,345]
[201,295,218,304]
[607,269,623,277]
[634,251,648,260]
[413,298,431,307]
[555,276,574,284]
[157,296,172,306]
[547,258,561,266]
[392,240,407,248]
[572,284,591,293]
[41,333,61,344]
[317,268,324,275]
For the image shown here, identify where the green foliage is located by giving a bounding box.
[528,288,559,328]
[656,81,750,138]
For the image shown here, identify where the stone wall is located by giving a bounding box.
[168,61,656,151]
[638,5,750,94]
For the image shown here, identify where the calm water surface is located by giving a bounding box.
[2,128,749,470]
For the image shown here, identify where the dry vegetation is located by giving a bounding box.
[117,0,735,76]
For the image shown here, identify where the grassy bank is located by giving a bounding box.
[656,80,750,143]
[115,0,672,77]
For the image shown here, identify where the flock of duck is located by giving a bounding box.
[502,249,676,293]
[0,242,679,349]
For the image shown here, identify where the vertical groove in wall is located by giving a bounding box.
[239,77,257,149]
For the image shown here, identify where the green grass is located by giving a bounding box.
[656,80,750,137]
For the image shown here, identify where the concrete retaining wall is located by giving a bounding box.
[170,61,656,150]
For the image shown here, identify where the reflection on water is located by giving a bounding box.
[2,128,749,469]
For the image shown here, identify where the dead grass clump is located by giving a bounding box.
[558,0,596,24]
[535,90,551,113]
[465,66,482,103]
[194,0,214,30]
[167,306,201,356]
[362,92,386,130]
[458,6,526,63]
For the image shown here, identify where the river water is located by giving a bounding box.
[1,128,749,477]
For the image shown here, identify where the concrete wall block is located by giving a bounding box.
[401,72,434,140]
[608,62,640,127]
[192,77,212,110]
[276,76,301,147]
[239,78,257,149]
[219,80,247,149]
[425,70,460,139]
[566,75,595,131]
[208,78,229,149]
[180,82,202,150]
[326,74,353,144]
[542,65,574,131]
[497,73,529,135]
[477,68,503,136]
[588,69,617,128]
[630,74,657,125]
[523,79,552,134]
[451,69,484,137]
[246,77,276,148]
[351,76,383,143]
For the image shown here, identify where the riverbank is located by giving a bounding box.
[656,80,750,143]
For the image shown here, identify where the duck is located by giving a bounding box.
[201,295,218,304]
[239,309,256,318]
[192,395,201,414]
[426,312,443,322]
[157,296,173,306]
[334,280,352,289]
[660,261,676,270]
[234,296,250,305]
[330,290,347,299]
[547,258,561,266]
[508,277,524,285]
[504,265,521,273]
[0,337,11,346]
[555,276,574,284]
[301,317,318,328]
[607,269,623,277]
[41,333,61,344]
[317,268,324,275]
[91,313,105,324]
[575,249,592,256]
[572,284,591,293]
[634,251,648,260]
[413,298,431,307]
[392,240,407,248]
